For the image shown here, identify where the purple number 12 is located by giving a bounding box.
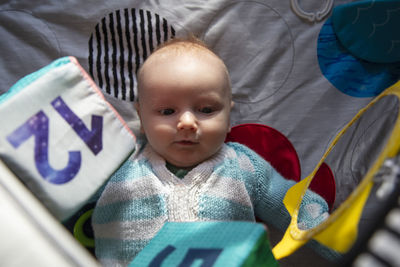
[7,96,103,184]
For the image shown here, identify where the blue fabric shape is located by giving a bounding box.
[318,18,400,97]
[332,0,400,63]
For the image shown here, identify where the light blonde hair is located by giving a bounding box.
[136,35,231,101]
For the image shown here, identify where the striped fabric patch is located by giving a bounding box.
[93,217,166,240]
[213,157,258,193]
[96,238,150,263]
[88,8,176,101]
[97,176,164,206]
[198,195,255,221]
[93,195,167,223]
[108,158,153,183]
[205,176,253,207]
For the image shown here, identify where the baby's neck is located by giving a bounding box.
[165,162,195,179]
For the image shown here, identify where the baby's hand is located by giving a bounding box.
[298,203,329,230]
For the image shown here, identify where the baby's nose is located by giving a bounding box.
[177,111,198,131]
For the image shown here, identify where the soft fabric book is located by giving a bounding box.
[0,56,136,221]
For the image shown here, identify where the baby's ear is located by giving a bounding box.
[134,102,140,115]
[227,101,235,133]
[134,102,145,134]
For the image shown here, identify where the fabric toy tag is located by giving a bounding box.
[130,221,278,266]
[0,56,136,221]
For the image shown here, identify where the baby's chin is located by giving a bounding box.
[166,146,224,169]
[166,156,210,169]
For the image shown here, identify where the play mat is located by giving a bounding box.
[1,0,399,266]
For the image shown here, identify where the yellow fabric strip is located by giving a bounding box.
[273,80,400,259]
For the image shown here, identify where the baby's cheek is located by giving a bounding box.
[153,124,173,133]
[149,124,175,138]
[208,122,231,141]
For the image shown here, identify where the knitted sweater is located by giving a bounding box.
[92,142,329,266]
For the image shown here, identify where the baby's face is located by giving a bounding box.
[137,51,232,168]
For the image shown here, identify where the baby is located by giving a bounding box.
[92,36,329,266]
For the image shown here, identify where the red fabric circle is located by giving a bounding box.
[225,123,301,181]
[225,123,336,210]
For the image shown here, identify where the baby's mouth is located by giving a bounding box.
[175,140,199,145]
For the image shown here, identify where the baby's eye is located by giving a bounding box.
[199,107,214,114]
[160,108,175,115]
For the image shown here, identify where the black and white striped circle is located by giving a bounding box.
[88,8,175,101]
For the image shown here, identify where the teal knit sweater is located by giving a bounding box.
[92,142,328,266]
